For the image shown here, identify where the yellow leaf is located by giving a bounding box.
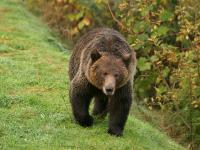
[82,17,91,26]
[70,27,79,36]
[148,106,153,110]
[118,2,128,11]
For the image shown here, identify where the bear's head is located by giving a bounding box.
[86,51,135,96]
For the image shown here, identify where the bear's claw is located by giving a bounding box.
[77,115,94,127]
[108,128,123,137]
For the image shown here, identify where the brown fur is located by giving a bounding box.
[68,28,136,136]
[88,54,129,89]
[69,28,136,81]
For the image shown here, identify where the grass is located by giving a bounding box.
[0,0,185,149]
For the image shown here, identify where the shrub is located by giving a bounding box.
[111,0,200,148]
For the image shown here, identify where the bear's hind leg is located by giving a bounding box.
[92,96,108,118]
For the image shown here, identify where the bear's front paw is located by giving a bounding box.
[108,127,123,137]
[78,115,94,127]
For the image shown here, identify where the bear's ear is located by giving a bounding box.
[122,53,131,67]
[91,50,101,62]
[122,51,136,67]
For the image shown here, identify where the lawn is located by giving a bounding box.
[0,0,185,149]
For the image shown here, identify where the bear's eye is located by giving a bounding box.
[114,73,119,78]
[103,72,108,76]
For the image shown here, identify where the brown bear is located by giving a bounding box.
[68,28,136,136]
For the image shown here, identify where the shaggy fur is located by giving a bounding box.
[68,28,136,136]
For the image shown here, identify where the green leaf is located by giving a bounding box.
[137,57,152,71]
[160,10,173,21]
[134,21,151,33]
[141,8,149,17]
[155,85,167,95]
[163,67,170,77]
[78,20,85,30]
[194,88,200,97]
[155,26,169,36]
[150,56,159,62]
[137,33,149,42]
[67,11,84,21]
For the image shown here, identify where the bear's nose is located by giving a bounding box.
[105,87,114,95]
[106,88,113,93]
[103,75,116,96]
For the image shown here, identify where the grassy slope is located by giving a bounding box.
[0,0,185,150]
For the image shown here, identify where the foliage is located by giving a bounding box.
[24,0,200,149]
[112,0,200,148]
[23,0,115,42]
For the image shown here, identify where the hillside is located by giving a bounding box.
[0,0,185,150]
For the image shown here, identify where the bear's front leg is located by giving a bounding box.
[70,77,93,127]
[108,82,132,136]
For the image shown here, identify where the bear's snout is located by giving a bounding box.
[103,75,116,96]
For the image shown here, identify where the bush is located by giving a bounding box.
[112,0,200,148]
[23,0,116,42]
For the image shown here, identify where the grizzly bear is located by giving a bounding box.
[68,28,136,136]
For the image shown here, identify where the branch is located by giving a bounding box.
[106,0,132,34]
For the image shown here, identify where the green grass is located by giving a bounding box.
[0,0,185,150]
